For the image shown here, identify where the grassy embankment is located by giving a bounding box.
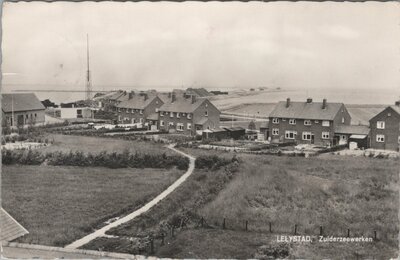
[83,147,398,259]
[2,134,186,246]
[2,165,184,247]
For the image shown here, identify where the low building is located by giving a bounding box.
[222,127,246,140]
[158,93,220,135]
[2,93,46,127]
[59,107,95,119]
[116,93,164,128]
[268,98,351,146]
[369,102,400,151]
[98,90,130,112]
[334,125,370,149]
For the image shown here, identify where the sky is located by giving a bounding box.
[2,2,399,93]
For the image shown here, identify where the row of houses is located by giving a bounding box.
[109,91,221,135]
[263,98,400,151]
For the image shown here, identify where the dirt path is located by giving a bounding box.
[65,144,195,249]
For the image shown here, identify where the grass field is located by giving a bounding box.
[83,147,399,258]
[2,165,184,246]
[37,134,173,155]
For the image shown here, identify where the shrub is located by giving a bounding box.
[195,155,235,170]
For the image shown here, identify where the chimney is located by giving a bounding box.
[395,100,400,107]
[322,98,327,109]
[171,93,176,103]
[286,98,291,108]
[191,95,196,104]
[144,93,148,101]
[306,98,313,104]
[128,91,135,100]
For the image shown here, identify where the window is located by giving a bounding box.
[118,116,122,121]
[205,103,208,107]
[156,100,159,104]
[285,130,297,139]
[187,113,192,119]
[187,123,192,130]
[139,118,143,123]
[322,120,330,127]
[182,113,186,116]
[304,120,311,126]
[315,120,319,123]
[272,128,279,135]
[177,113,180,118]
[168,122,174,126]
[205,110,208,117]
[376,134,385,143]
[341,117,345,123]
[140,110,143,115]
[377,121,385,129]
[170,112,174,118]
[35,113,37,118]
[118,108,121,112]
[289,119,296,125]
[177,123,184,131]
[272,118,279,124]
[322,132,330,139]
[160,120,165,126]
[26,114,28,119]
[131,118,135,124]
[282,118,286,121]
[160,111,164,117]
[302,132,312,140]
[388,113,391,117]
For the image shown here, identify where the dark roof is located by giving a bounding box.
[116,95,158,109]
[369,105,400,122]
[0,208,29,242]
[334,125,370,135]
[2,93,45,113]
[159,96,206,113]
[186,88,213,97]
[223,127,245,131]
[269,100,344,121]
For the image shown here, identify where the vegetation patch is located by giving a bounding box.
[2,165,184,246]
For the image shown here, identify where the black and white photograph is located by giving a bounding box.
[1,1,399,259]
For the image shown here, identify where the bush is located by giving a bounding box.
[2,149,190,170]
[195,155,234,170]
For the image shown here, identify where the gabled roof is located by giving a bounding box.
[159,96,207,113]
[2,93,45,113]
[269,101,344,121]
[0,208,29,242]
[116,95,159,110]
[369,105,400,122]
[334,125,370,135]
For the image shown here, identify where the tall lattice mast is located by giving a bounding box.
[85,34,92,101]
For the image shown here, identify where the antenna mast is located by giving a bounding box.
[85,34,92,101]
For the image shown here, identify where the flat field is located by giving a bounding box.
[37,134,172,155]
[2,165,184,246]
[86,147,399,259]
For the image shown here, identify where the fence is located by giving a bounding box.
[130,215,396,256]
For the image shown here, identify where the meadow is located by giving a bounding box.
[83,147,399,259]
[37,134,174,155]
[2,165,184,246]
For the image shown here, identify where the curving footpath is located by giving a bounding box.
[65,144,195,249]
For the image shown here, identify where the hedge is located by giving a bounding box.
[2,149,189,170]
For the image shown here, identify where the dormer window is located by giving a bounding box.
[272,118,279,124]
[289,119,296,125]
[205,110,208,117]
[187,113,192,119]
[304,120,311,126]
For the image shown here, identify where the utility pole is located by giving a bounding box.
[85,34,92,101]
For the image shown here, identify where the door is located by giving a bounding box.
[17,115,24,126]
[311,133,315,144]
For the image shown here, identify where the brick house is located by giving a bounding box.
[2,93,46,128]
[268,98,351,146]
[99,91,130,112]
[158,93,220,135]
[115,93,164,127]
[369,102,400,151]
